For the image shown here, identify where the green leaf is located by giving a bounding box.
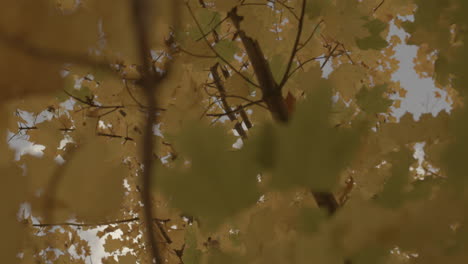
[214,40,238,62]
[356,19,389,50]
[157,122,260,231]
[188,9,221,40]
[356,36,388,50]
[442,108,468,192]
[407,177,444,201]
[182,225,202,264]
[375,149,413,208]
[246,80,364,191]
[350,245,388,264]
[269,54,286,83]
[356,84,392,115]
[434,55,450,86]
[365,19,387,35]
[297,207,326,235]
[305,0,329,20]
[56,76,75,101]
[75,86,92,101]
[206,249,244,264]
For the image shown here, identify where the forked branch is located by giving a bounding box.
[228,7,289,122]
[186,2,261,89]
[278,0,307,90]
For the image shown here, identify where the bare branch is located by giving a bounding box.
[131,0,168,262]
[210,63,247,139]
[340,43,355,65]
[125,80,149,109]
[195,15,230,42]
[224,95,268,108]
[178,46,217,58]
[286,55,330,79]
[97,132,134,142]
[228,7,289,122]
[63,89,124,109]
[0,30,113,71]
[206,100,264,117]
[239,107,253,129]
[186,3,261,89]
[32,217,170,227]
[297,19,324,52]
[278,0,307,90]
[321,43,340,69]
[42,147,78,224]
[210,64,238,121]
[373,0,385,13]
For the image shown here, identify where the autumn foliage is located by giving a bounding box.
[2,0,468,263]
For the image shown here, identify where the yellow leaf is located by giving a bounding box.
[225,73,251,105]
[0,44,62,102]
[56,135,125,221]
[329,64,367,102]
[322,1,368,47]
[104,236,125,253]
[0,164,26,264]
[215,0,239,12]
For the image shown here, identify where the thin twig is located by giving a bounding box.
[373,0,385,13]
[97,108,120,118]
[199,97,225,118]
[42,146,78,224]
[297,19,324,52]
[286,55,328,79]
[340,43,355,65]
[195,15,230,42]
[32,217,170,227]
[320,43,340,69]
[97,132,134,141]
[178,46,217,58]
[206,100,264,117]
[63,89,124,109]
[186,2,261,89]
[224,95,268,108]
[228,7,289,122]
[125,80,149,108]
[209,63,247,138]
[278,0,306,90]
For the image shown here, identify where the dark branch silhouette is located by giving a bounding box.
[186,2,261,89]
[278,0,307,90]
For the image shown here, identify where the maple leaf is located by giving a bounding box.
[356,84,392,115]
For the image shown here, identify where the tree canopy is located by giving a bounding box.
[1,0,468,263]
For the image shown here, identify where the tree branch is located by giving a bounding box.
[297,19,324,52]
[33,212,176,248]
[186,3,261,89]
[228,7,289,122]
[195,15,230,42]
[178,46,217,58]
[63,89,124,109]
[131,0,168,262]
[227,10,347,262]
[0,30,113,71]
[210,63,247,139]
[278,0,306,90]
[373,0,385,13]
[206,100,264,117]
